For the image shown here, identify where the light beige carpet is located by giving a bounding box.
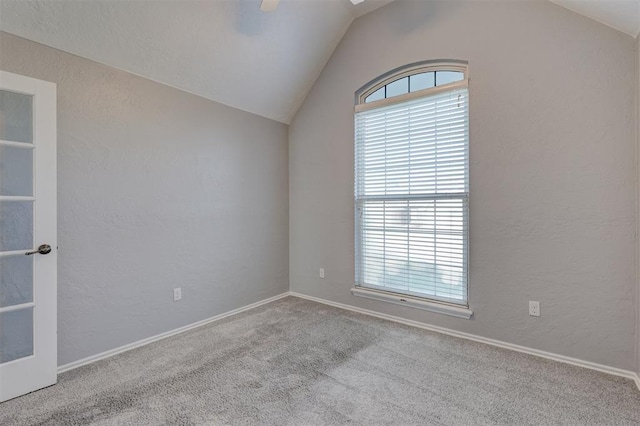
[1,296,639,425]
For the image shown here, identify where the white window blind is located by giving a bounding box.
[355,84,469,305]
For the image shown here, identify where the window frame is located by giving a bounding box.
[355,60,468,107]
[353,60,471,316]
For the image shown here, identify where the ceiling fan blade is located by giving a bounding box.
[350,0,365,4]
[260,0,280,12]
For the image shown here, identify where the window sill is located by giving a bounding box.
[350,287,473,319]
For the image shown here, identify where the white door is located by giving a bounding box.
[0,71,57,402]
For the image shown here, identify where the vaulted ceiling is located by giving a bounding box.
[0,0,637,124]
[551,0,640,38]
[0,0,394,124]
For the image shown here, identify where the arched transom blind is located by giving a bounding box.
[355,70,469,305]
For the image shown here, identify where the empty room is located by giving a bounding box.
[0,0,639,424]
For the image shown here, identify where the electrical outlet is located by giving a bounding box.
[529,301,540,317]
[319,268,325,279]
[173,288,182,302]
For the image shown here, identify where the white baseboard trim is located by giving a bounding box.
[289,291,640,391]
[57,290,640,393]
[57,292,290,374]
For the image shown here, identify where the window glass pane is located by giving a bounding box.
[0,255,33,307]
[355,85,469,305]
[409,72,435,92]
[435,71,464,86]
[365,87,385,103]
[385,77,409,98]
[0,201,33,251]
[0,145,33,196]
[358,90,468,196]
[0,90,33,144]
[359,197,467,302]
[0,307,34,363]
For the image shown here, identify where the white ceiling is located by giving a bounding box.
[0,0,393,124]
[550,0,640,37]
[0,0,636,124]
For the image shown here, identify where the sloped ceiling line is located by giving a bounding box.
[550,0,640,38]
[0,0,636,124]
[0,0,393,124]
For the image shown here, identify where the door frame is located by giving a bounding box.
[0,70,57,402]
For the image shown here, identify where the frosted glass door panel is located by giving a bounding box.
[0,90,33,144]
[0,201,33,251]
[0,146,33,196]
[0,70,57,402]
[0,308,34,364]
[0,255,33,307]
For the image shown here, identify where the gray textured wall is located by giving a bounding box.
[289,0,637,370]
[637,36,640,377]
[0,32,289,366]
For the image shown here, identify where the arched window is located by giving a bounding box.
[353,61,470,313]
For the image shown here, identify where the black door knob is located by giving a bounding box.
[25,244,52,256]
